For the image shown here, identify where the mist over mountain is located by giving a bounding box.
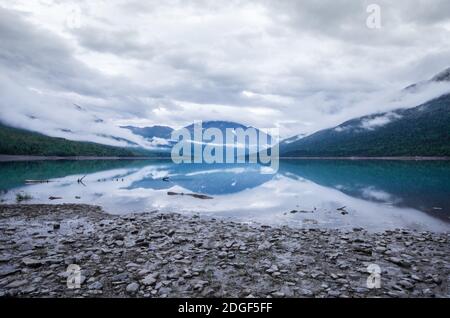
[280,69,450,157]
[123,121,274,155]
[1,2,450,146]
[431,67,450,82]
[122,125,174,140]
[0,122,145,157]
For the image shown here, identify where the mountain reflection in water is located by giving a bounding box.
[0,159,449,232]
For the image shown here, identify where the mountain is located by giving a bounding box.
[122,125,174,151]
[1,118,272,158]
[431,67,450,82]
[122,125,173,140]
[184,121,271,144]
[0,123,151,157]
[280,133,306,145]
[184,121,250,132]
[404,67,450,91]
[125,121,273,152]
[280,68,450,157]
[280,93,450,157]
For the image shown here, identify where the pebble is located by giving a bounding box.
[6,279,28,288]
[88,281,103,290]
[126,282,139,294]
[22,257,42,267]
[141,275,157,286]
[0,204,448,298]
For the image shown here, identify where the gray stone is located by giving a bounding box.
[111,272,129,282]
[88,281,103,290]
[0,265,20,277]
[388,257,411,268]
[6,279,28,288]
[22,257,42,267]
[271,291,285,297]
[141,275,157,286]
[218,251,227,259]
[126,282,140,294]
[0,204,448,298]
[0,255,13,262]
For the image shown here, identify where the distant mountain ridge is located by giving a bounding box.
[2,68,449,158]
[404,67,450,91]
[0,122,147,157]
[121,125,173,140]
[280,93,450,157]
[0,120,273,157]
[124,121,273,151]
[431,67,450,82]
[280,68,450,157]
[124,121,268,140]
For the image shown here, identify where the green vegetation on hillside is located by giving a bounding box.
[280,94,450,157]
[0,123,144,157]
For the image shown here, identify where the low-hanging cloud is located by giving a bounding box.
[0,1,449,145]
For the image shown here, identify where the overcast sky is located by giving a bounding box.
[0,0,449,147]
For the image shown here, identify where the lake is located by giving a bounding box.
[1,159,449,232]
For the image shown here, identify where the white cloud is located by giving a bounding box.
[0,0,449,144]
[360,113,402,130]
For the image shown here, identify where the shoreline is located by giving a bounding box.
[0,155,164,162]
[1,154,449,162]
[0,204,448,298]
[279,156,450,161]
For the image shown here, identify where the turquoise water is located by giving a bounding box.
[1,159,449,232]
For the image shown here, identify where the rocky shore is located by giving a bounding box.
[0,204,448,298]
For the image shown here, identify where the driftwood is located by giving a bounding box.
[25,180,51,184]
[289,209,314,214]
[167,191,213,200]
[77,175,87,186]
[337,206,349,215]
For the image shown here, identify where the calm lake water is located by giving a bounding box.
[1,159,449,232]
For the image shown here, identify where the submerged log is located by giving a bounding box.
[289,209,313,214]
[337,206,349,215]
[167,191,213,199]
[25,180,51,184]
[188,193,213,200]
